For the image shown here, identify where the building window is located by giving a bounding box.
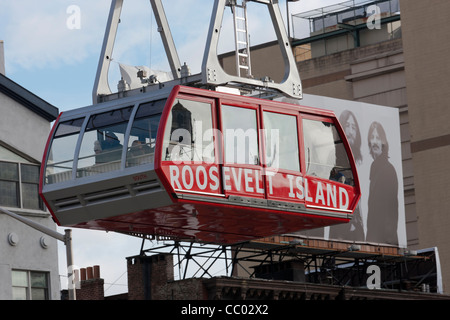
[0,162,19,207]
[12,270,49,300]
[21,164,42,210]
[0,161,43,210]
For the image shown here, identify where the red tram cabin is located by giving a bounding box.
[40,86,361,244]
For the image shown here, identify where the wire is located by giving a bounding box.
[104,270,127,293]
[149,6,153,70]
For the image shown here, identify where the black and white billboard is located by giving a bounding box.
[279,94,407,248]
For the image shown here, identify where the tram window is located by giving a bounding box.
[303,119,353,184]
[263,111,299,171]
[222,105,259,165]
[162,99,214,162]
[126,100,165,167]
[45,118,84,184]
[77,106,133,177]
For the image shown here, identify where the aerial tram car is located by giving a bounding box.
[40,0,360,244]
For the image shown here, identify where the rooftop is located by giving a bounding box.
[292,0,400,37]
[0,73,59,122]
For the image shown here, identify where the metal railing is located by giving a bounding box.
[292,0,400,39]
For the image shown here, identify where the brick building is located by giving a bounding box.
[73,251,449,300]
[76,266,105,300]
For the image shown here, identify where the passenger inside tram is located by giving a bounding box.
[95,131,123,164]
[303,119,354,185]
[126,140,151,167]
[329,167,346,184]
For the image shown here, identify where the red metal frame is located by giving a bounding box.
[39,112,63,226]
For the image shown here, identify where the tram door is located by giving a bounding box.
[220,103,265,200]
[218,103,307,206]
[261,109,303,206]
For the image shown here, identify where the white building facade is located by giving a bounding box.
[0,72,60,300]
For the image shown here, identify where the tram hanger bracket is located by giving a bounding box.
[93,0,303,103]
[202,0,303,99]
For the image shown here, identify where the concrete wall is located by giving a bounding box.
[220,41,286,83]
[0,80,59,299]
[0,93,51,162]
[0,213,60,300]
[400,0,450,293]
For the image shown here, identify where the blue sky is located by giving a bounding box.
[1,0,343,296]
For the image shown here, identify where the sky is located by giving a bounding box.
[1,0,346,297]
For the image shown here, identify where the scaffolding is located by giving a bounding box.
[134,234,442,294]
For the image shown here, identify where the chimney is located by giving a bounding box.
[127,253,174,300]
[0,40,5,75]
[76,265,105,300]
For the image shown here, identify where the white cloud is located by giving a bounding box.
[0,0,342,70]
[1,1,113,73]
[2,2,97,70]
[0,0,342,78]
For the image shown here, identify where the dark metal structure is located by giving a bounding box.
[136,235,441,294]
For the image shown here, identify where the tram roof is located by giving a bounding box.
[59,85,337,121]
